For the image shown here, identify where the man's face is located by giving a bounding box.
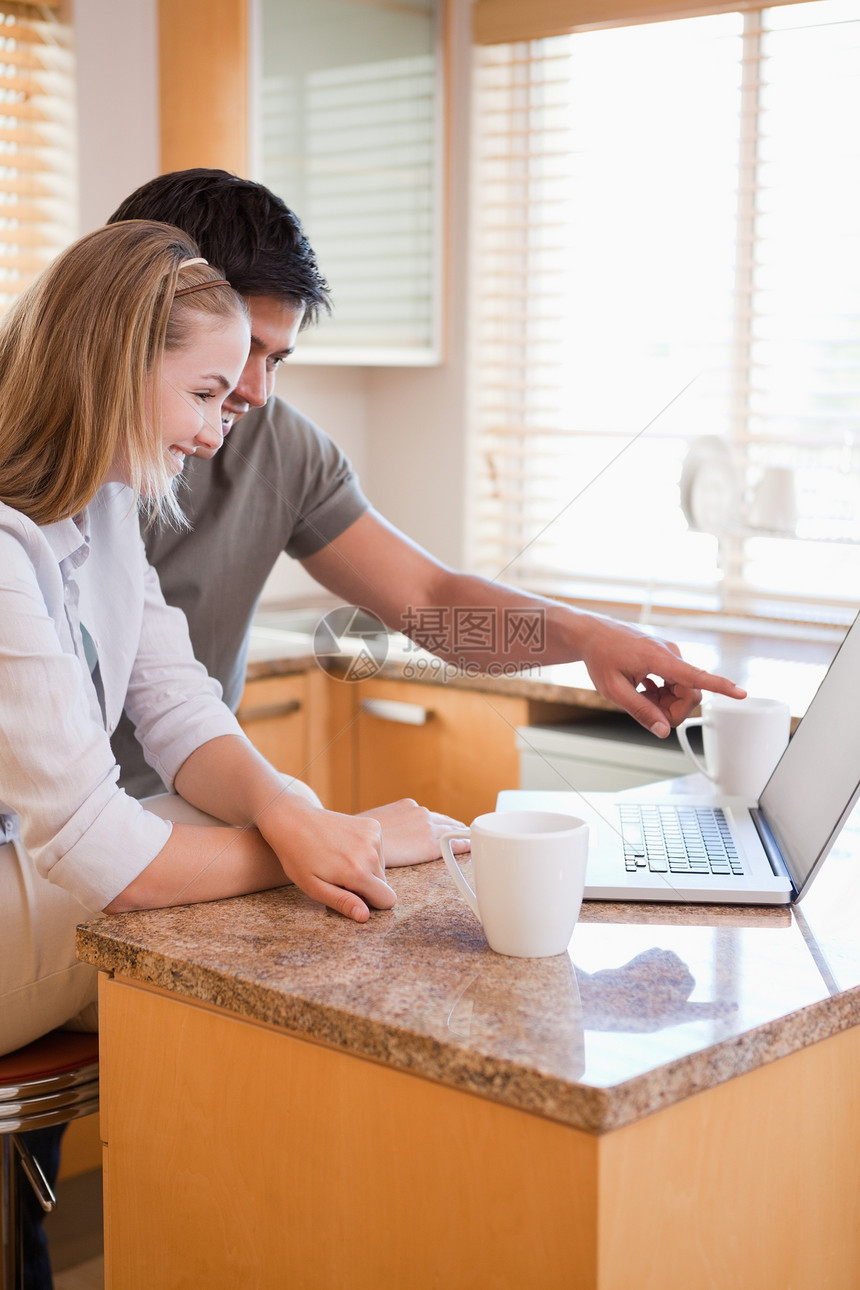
[203,295,305,454]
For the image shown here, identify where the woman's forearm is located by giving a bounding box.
[110,734,393,922]
[105,818,287,912]
[173,733,302,826]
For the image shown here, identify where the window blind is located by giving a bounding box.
[0,1,76,312]
[258,0,441,364]
[471,0,860,627]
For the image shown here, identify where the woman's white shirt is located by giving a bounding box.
[0,483,245,911]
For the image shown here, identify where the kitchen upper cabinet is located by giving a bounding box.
[158,0,250,174]
[354,678,530,822]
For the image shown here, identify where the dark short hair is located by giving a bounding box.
[107,169,331,329]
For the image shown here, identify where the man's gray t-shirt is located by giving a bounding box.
[112,397,369,797]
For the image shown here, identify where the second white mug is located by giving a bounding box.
[677,695,791,798]
[439,810,589,958]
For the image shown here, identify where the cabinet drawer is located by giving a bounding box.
[238,674,308,775]
[355,678,529,822]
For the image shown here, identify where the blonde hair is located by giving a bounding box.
[0,219,247,526]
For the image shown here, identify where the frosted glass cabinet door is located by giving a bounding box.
[254,0,443,365]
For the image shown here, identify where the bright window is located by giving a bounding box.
[0,1,76,312]
[472,1,860,628]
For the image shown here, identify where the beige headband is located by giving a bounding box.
[174,256,230,297]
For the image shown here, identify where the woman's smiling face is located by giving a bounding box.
[155,313,251,480]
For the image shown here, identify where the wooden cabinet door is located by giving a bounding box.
[237,674,308,778]
[355,678,529,822]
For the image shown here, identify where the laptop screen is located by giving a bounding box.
[759,611,860,899]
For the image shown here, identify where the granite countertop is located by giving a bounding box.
[76,788,860,1136]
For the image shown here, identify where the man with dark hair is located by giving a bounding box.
[109,168,744,800]
[112,167,332,318]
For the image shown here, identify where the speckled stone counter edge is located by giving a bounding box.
[75,921,860,1135]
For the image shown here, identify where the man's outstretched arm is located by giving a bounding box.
[301,509,745,738]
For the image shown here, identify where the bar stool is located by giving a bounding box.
[0,1030,99,1290]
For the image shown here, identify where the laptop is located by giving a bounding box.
[497,611,860,906]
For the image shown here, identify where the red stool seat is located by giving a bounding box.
[0,1031,99,1084]
[1,1030,100,1289]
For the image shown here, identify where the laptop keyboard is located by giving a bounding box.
[619,804,744,877]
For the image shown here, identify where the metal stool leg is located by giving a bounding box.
[11,1140,55,1217]
[1,1136,21,1290]
[1,1136,59,1290]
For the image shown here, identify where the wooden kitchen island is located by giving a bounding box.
[77,784,860,1290]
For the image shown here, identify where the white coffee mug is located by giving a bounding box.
[676,695,791,798]
[439,811,589,958]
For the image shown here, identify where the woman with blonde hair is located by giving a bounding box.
[0,219,399,1063]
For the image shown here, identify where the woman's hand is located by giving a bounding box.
[257,795,395,922]
[358,799,470,866]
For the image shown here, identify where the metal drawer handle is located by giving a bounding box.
[360,698,432,726]
[238,699,302,723]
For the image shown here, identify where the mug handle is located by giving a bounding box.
[439,828,479,920]
[676,717,714,780]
